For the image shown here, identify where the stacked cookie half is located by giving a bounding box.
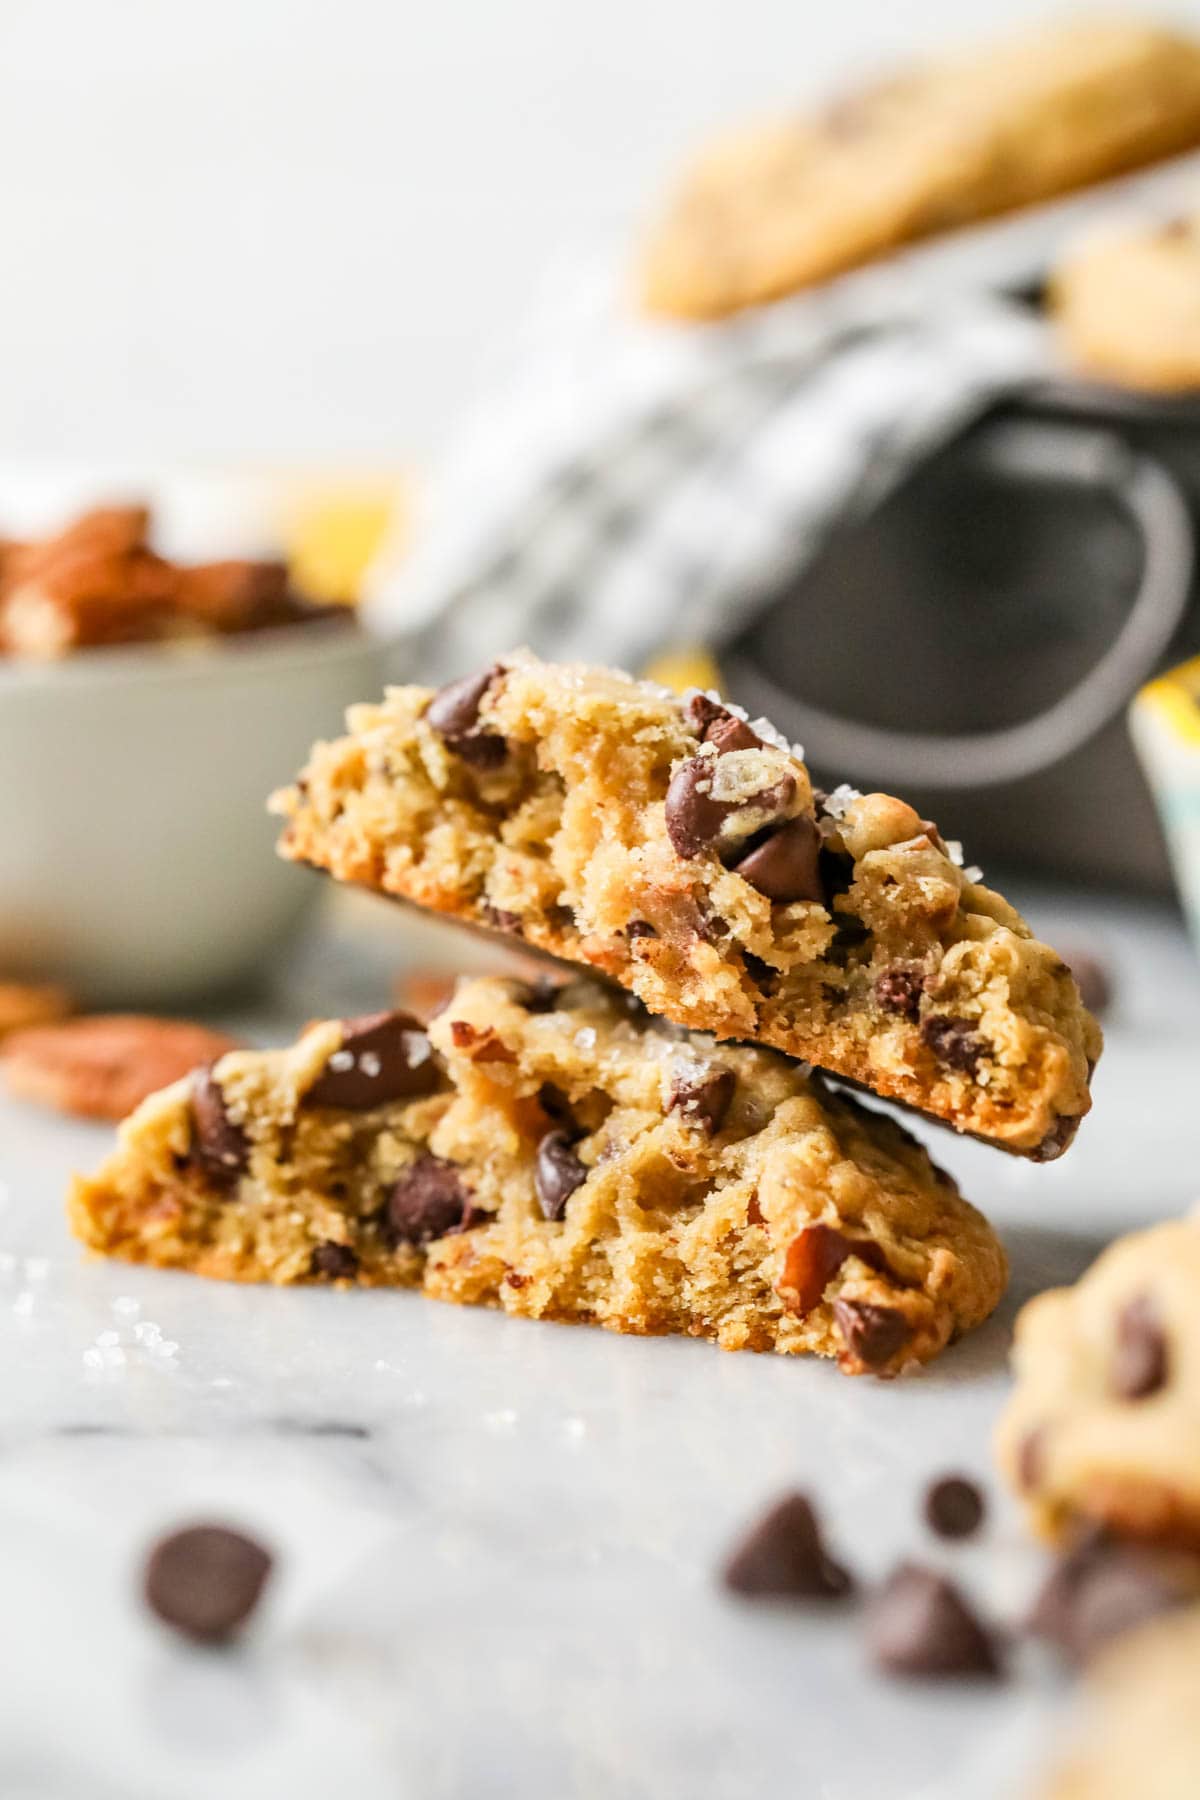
[71,652,1104,1375]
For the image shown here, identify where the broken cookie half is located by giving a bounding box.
[68,976,1006,1375]
[273,652,1101,1158]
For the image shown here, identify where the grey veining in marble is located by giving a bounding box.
[2,884,1197,1800]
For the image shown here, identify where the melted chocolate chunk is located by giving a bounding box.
[190,1067,249,1188]
[480,902,522,933]
[707,715,764,754]
[921,1015,984,1076]
[304,1011,439,1110]
[311,1241,359,1281]
[732,816,823,904]
[924,1475,986,1541]
[833,1299,912,1370]
[723,1493,854,1600]
[424,664,506,766]
[668,1065,736,1134]
[664,757,737,858]
[535,1130,588,1220]
[875,965,926,1023]
[780,1223,901,1315]
[684,692,729,737]
[143,1524,273,1643]
[1111,1295,1168,1401]
[385,1155,473,1245]
[867,1564,1001,1679]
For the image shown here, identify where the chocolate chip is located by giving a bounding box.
[779,1223,900,1315]
[1112,1295,1168,1401]
[732,816,823,903]
[189,1066,249,1188]
[424,664,506,766]
[685,692,729,737]
[304,1011,439,1110]
[833,1299,912,1371]
[311,1241,358,1280]
[722,1493,854,1600]
[512,976,563,1013]
[924,1476,986,1541]
[1029,1534,1194,1664]
[480,902,522,933]
[143,1524,273,1643]
[1060,947,1112,1017]
[707,716,764,754]
[867,1564,1001,1679]
[818,844,856,900]
[664,757,736,858]
[385,1155,472,1245]
[535,1130,588,1220]
[669,1065,735,1134]
[627,920,657,939]
[742,949,778,990]
[875,965,926,1023]
[921,1016,984,1076]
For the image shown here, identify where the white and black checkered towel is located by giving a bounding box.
[363,154,1200,677]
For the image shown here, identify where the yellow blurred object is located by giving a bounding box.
[284,479,409,605]
[642,644,724,696]
[1136,653,1200,747]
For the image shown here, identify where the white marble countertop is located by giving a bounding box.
[3,884,1198,1800]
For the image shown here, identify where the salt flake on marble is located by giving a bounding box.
[111,1295,140,1317]
[22,1257,50,1283]
[133,1321,162,1345]
[95,1329,120,1348]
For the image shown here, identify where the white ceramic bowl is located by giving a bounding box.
[0,622,383,1004]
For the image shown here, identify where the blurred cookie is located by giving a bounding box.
[3,1015,240,1121]
[641,19,1200,318]
[997,1219,1200,1550]
[1054,212,1200,391]
[0,981,72,1040]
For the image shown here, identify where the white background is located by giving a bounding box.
[1,0,1195,467]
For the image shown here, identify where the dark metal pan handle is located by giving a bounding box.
[725,418,1194,789]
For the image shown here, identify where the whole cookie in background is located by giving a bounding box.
[997,1218,1200,1550]
[640,18,1200,318]
[1054,211,1200,392]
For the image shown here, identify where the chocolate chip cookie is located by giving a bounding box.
[1054,211,1200,391]
[273,653,1101,1157]
[997,1219,1200,1549]
[640,18,1200,318]
[1037,1607,1200,1798]
[68,976,1007,1373]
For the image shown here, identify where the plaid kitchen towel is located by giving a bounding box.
[362,155,1200,678]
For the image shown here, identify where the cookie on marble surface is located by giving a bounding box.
[1038,1606,1200,1799]
[997,1219,1200,1549]
[68,976,1007,1374]
[273,653,1101,1158]
[641,18,1200,319]
[4,1015,240,1121]
[1053,210,1200,391]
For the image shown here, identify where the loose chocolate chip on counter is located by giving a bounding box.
[1111,1295,1168,1401]
[924,1476,986,1541]
[780,1223,900,1315]
[190,1067,249,1188]
[722,1493,854,1600]
[424,664,506,766]
[143,1524,273,1643]
[668,1065,736,1134]
[304,1011,439,1110]
[867,1564,1001,1679]
[311,1241,359,1281]
[385,1154,473,1245]
[535,1130,588,1221]
[921,1015,984,1076]
[1028,1533,1195,1664]
[833,1299,913,1371]
[732,816,824,904]
[874,966,927,1023]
